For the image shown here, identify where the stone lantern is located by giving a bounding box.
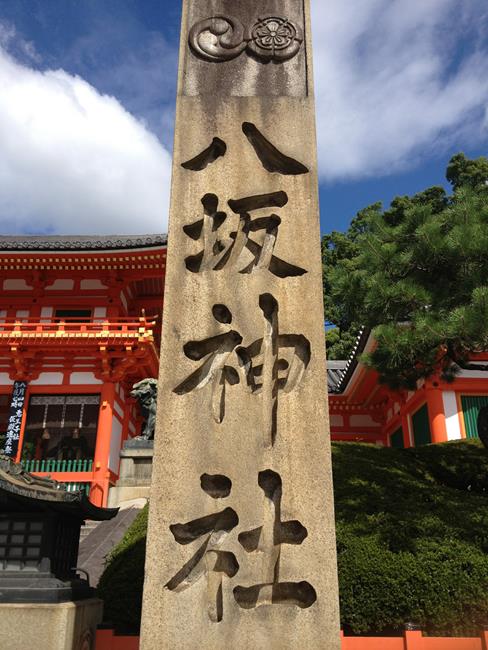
[0,454,118,650]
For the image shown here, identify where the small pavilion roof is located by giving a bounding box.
[0,234,167,252]
[0,455,118,520]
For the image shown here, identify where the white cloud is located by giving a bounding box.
[62,21,178,149]
[1,2,487,235]
[0,21,40,63]
[312,0,488,181]
[0,43,172,234]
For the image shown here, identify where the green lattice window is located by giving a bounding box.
[461,395,488,439]
[411,404,431,446]
[390,427,404,449]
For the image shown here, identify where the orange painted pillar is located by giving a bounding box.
[426,385,448,443]
[91,381,115,507]
[404,630,423,649]
[401,411,411,448]
[482,629,488,650]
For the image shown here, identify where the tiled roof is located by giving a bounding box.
[327,328,371,394]
[327,360,348,393]
[0,234,167,252]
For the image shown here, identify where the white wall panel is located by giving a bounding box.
[30,372,63,385]
[350,414,379,427]
[330,415,344,427]
[81,280,108,290]
[443,390,462,440]
[45,279,74,291]
[70,372,102,385]
[3,279,32,290]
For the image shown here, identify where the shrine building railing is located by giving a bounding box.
[20,459,93,497]
[65,481,91,495]
[0,317,156,345]
[21,459,93,474]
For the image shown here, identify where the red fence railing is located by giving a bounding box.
[95,630,488,650]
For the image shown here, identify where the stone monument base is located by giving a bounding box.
[0,597,103,650]
[107,440,153,508]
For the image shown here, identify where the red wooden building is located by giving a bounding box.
[1,235,487,508]
[0,235,166,507]
[328,329,488,448]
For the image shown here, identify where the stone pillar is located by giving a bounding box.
[107,440,154,508]
[140,1,341,648]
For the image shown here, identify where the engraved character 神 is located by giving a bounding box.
[173,295,310,447]
[173,304,243,424]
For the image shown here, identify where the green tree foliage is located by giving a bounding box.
[323,153,488,387]
[97,506,148,632]
[97,440,488,636]
[335,440,488,635]
[325,326,361,361]
[446,152,488,190]
[322,208,369,358]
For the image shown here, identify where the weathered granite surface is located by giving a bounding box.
[140,1,341,648]
[0,598,102,650]
[107,444,153,507]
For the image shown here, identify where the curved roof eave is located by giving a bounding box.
[0,234,168,253]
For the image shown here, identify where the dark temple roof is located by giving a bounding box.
[327,328,371,394]
[0,234,167,252]
[327,360,348,393]
[0,455,118,520]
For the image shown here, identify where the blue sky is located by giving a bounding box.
[0,0,487,235]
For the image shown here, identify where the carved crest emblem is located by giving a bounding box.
[248,17,301,60]
[188,15,303,63]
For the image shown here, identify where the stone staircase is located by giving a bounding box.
[79,520,100,544]
[77,499,146,588]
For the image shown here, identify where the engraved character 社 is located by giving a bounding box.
[165,472,316,619]
[233,470,316,610]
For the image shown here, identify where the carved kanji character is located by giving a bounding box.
[239,294,311,447]
[165,474,239,623]
[173,304,242,423]
[180,122,308,175]
[183,192,306,278]
[233,470,316,610]
[173,295,310,446]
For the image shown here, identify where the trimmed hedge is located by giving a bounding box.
[98,439,488,635]
[333,440,488,634]
[409,438,488,495]
[97,505,148,632]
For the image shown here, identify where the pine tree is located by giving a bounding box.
[322,208,370,358]
[323,153,488,387]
